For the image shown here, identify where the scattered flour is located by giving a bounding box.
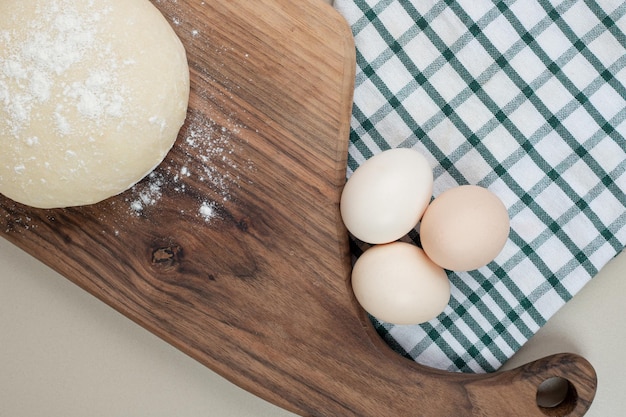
[127,171,164,213]
[2,205,36,233]
[198,201,217,222]
[125,111,252,223]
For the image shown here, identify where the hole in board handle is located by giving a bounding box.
[536,376,578,416]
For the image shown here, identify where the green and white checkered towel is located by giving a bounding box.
[335,0,626,372]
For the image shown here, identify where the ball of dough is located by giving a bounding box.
[0,0,190,208]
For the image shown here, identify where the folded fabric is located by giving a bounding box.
[335,0,626,372]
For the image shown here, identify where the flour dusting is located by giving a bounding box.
[199,201,217,222]
[0,0,125,139]
[125,111,252,223]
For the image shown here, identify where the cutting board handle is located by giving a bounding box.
[357,306,597,417]
[466,352,597,416]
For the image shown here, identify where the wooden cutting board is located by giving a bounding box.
[0,0,597,416]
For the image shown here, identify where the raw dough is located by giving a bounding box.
[0,0,190,208]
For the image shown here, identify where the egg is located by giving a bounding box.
[419,185,510,271]
[340,148,433,244]
[351,242,450,325]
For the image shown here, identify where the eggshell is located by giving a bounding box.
[351,242,450,325]
[420,185,510,271]
[340,148,433,244]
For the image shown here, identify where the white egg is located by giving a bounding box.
[351,242,450,325]
[340,148,433,244]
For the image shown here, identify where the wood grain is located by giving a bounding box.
[0,0,597,416]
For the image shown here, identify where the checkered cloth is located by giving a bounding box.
[335,0,626,373]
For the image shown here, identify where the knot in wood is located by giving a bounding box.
[151,244,182,268]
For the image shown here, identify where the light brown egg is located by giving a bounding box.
[420,185,510,271]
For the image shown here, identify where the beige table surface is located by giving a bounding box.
[2,0,625,416]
